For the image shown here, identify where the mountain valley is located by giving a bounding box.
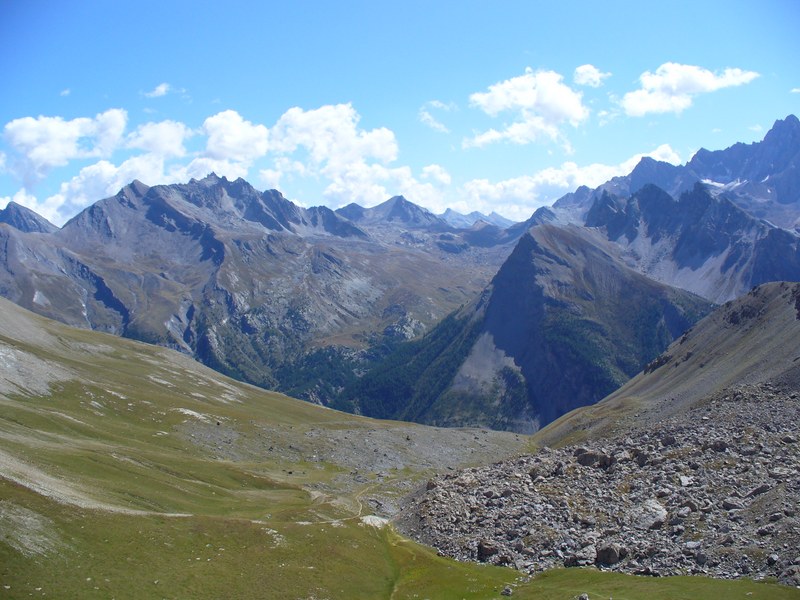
[1,289,798,598]
[1,117,800,435]
[1,117,799,598]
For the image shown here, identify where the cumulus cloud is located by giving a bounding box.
[1,103,443,222]
[270,103,396,167]
[127,120,192,158]
[460,143,681,220]
[574,64,611,87]
[0,151,174,226]
[621,63,760,117]
[3,109,127,184]
[259,168,283,190]
[175,157,252,183]
[260,103,433,207]
[0,188,38,212]
[202,110,269,163]
[45,153,172,222]
[465,68,588,148]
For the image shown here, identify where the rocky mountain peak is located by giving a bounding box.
[687,114,800,186]
[0,201,57,233]
[628,157,687,197]
[192,172,224,187]
[335,195,447,230]
[381,195,440,225]
[763,113,800,145]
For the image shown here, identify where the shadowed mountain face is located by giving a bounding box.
[0,174,520,393]
[585,183,800,302]
[344,224,711,432]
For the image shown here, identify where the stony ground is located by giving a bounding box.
[397,382,800,586]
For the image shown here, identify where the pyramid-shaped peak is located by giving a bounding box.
[0,200,58,233]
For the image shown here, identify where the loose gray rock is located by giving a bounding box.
[396,383,800,586]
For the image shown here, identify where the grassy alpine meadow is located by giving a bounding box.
[1,300,798,598]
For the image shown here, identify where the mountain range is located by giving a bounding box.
[0,175,521,393]
[0,115,798,432]
[337,115,800,430]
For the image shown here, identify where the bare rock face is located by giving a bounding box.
[585,183,800,303]
[0,175,517,401]
[397,382,800,585]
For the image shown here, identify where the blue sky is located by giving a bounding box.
[1,0,798,225]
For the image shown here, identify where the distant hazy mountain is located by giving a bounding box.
[552,115,800,231]
[344,223,711,432]
[439,208,515,229]
[336,195,448,230]
[0,201,57,234]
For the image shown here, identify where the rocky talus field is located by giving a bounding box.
[399,382,800,586]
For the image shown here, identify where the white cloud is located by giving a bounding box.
[419,100,455,133]
[791,88,800,94]
[127,120,192,158]
[419,109,449,133]
[144,83,172,98]
[470,68,587,122]
[44,154,170,223]
[748,124,763,133]
[270,103,396,167]
[202,110,269,164]
[174,157,251,183]
[262,103,432,207]
[621,63,760,117]
[0,104,438,223]
[421,164,451,186]
[465,68,588,148]
[60,88,71,97]
[574,64,611,87]
[460,144,681,220]
[259,168,282,190]
[3,109,127,184]
[1,188,39,212]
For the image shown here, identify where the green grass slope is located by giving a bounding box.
[1,297,796,598]
[535,281,800,447]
